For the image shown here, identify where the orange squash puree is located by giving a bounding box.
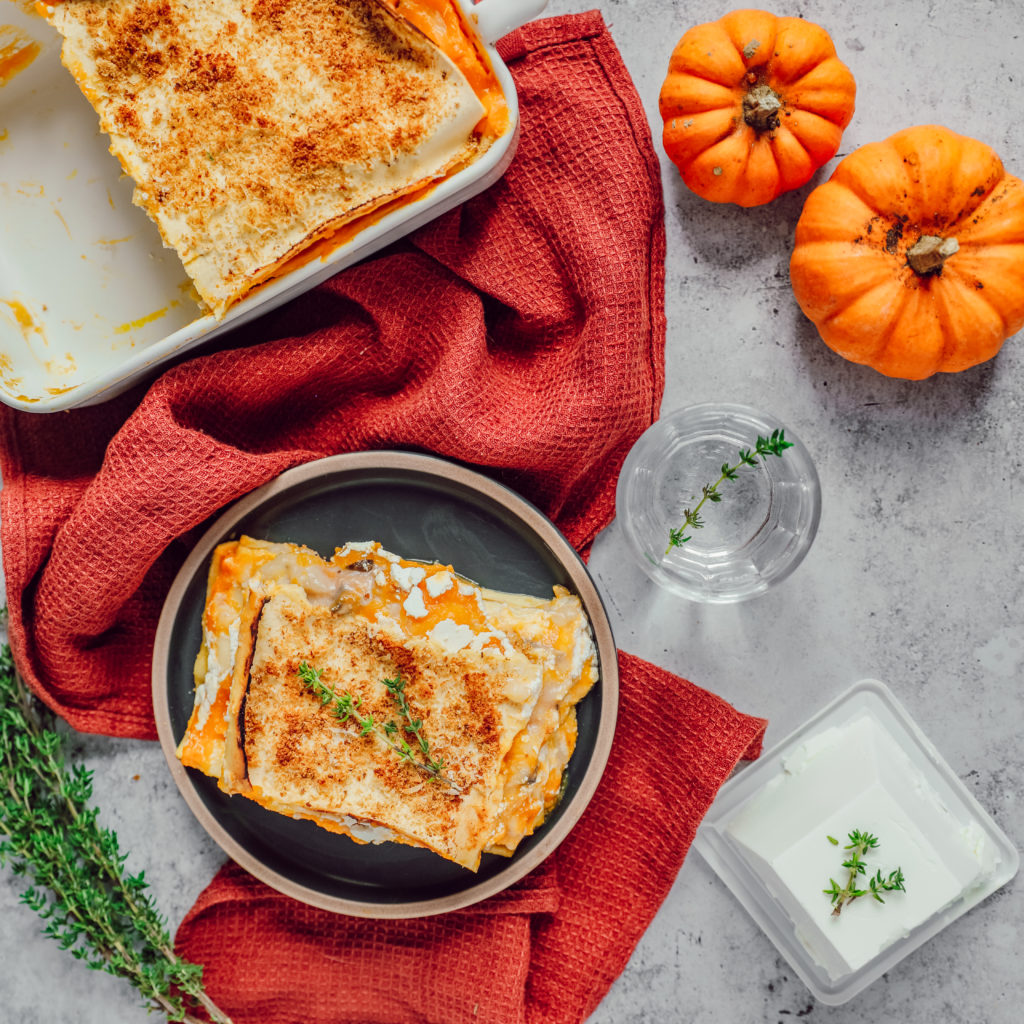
[178,542,282,770]
[178,684,231,768]
[383,0,509,137]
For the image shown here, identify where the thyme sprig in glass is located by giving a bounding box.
[823,829,907,917]
[666,429,793,553]
[0,643,232,1024]
[298,662,460,792]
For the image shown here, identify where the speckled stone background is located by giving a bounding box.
[2,0,1022,1021]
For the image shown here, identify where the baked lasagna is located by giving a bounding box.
[177,537,599,870]
[43,0,501,317]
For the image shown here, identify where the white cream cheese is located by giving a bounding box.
[195,618,239,730]
[341,816,396,844]
[425,570,453,598]
[571,617,596,678]
[427,617,475,653]
[469,628,515,659]
[342,540,376,553]
[402,584,428,619]
[391,563,427,591]
[726,713,994,981]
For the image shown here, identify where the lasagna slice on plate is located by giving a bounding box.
[177,537,599,871]
[43,0,487,317]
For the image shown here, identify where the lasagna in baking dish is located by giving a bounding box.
[43,0,503,318]
[177,537,599,870]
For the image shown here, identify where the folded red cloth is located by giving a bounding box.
[0,11,766,1023]
[176,653,765,1024]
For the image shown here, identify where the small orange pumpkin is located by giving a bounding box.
[790,125,1024,379]
[658,9,856,207]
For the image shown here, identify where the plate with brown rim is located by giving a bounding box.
[152,450,617,917]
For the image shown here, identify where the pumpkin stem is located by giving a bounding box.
[906,235,959,276]
[742,83,782,133]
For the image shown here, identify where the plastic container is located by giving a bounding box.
[693,679,1019,1005]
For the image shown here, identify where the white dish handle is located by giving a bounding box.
[472,0,549,45]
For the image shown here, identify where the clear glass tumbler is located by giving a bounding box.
[616,403,821,603]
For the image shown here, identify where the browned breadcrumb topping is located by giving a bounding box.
[238,592,522,857]
[49,0,484,312]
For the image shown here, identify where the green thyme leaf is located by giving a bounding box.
[666,430,794,553]
[826,828,906,918]
[298,663,460,791]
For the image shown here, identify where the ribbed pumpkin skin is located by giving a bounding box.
[659,9,856,207]
[790,125,1024,379]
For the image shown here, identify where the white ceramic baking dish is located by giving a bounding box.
[0,0,546,412]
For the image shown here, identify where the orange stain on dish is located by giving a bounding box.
[44,352,76,374]
[0,27,41,86]
[1,298,47,346]
[114,305,169,334]
[53,206,72,238]
[0,362,27,399]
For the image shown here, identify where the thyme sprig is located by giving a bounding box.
[823,829,907,917]
[298,662,460,792]
[0,643,232,1024]
[666,429,793,553]
[380,674,449,778]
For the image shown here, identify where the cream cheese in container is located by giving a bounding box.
[693,680,1018,1005]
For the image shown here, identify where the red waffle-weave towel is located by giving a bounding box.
[0,10,665,738]
[176,654,765,1024]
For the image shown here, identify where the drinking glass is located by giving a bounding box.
[616,403,821,603]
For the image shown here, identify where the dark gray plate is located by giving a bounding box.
[153,451,617,917]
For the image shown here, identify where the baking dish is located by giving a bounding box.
[0,0,545,412]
